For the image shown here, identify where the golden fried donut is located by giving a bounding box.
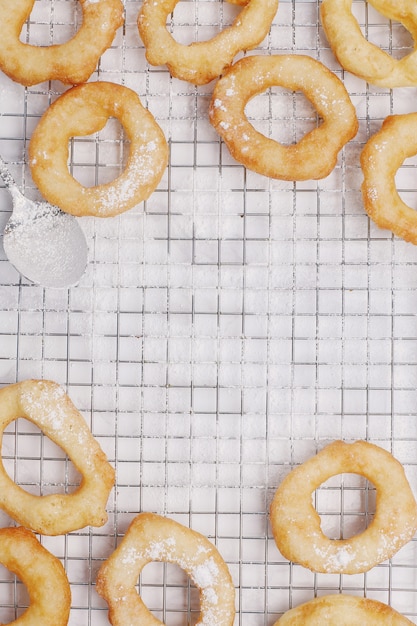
[137,0,279,85]
[321,0,417,87]
[275,594,413,625]
[361,113,417,244]
[208,55,358,181]
[0,526,71,626]
[96,512,236,626]
[0,0,124,86]
[0,379,115,535]
[270,440,417,574]
[29,81,168,218]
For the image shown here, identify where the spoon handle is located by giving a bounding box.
[0,155,21,192]
[0,155,28,217]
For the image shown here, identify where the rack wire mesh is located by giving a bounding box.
[1,0,417,623]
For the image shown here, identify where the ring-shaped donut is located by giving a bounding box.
[29,82,168,218]
[361,113,417,244]
[208,55,358,181]
[0,526,71,626]
[0,379,115,535]
[137,0,279,85]
[270,440,417,574]
[274,594,413,625]
[321,0,417,87]
[0,0,124,86]
[96,512,236,626]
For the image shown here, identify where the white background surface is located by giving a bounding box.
[1,0,417,623]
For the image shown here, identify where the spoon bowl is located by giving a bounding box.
[0,155,88,288]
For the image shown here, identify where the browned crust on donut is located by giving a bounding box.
[0,379,115,535]
[137,0,279,85]
[0,526,71,625]
[96,512,236,626]
[208,54,358,181]
[361,113,417,244]
[270,440,417,574]
[0,0,124,86]
[321,0,417,87]
[29,82,168,218]
[274,594,414,625]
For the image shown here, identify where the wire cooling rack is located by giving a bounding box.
[1,0,417,624]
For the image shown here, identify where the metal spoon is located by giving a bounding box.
[0,155,88,288]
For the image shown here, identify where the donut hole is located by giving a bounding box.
[394,154,417,211]
[315,473,376,540]
[69,117,129,188]
[245,87,320,146]
[166,0,240,45]
[139,561,201,625]
[2,418,82,497]
[20,0,81,46]
[353,1,414,60]
[0,564,29,623]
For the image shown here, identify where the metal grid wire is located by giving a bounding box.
[1,0,417,623]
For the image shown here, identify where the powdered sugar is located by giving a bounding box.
[119,529,227,622]
[19,381,93,450]
[213,99,227,111]
[93,139,162,216]
[311,543,355,572]
[366,186,379,201]
[21,381,68,432]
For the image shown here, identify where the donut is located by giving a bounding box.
[137,0,279,85]
[321,0,417,88]
[0,526,71,626]
[96,512,236,626]
[29,81,168,218]
[270,440,417,574]
[274,594,414,625]
[0,379,115,535]
[0,0,124,86]
[208,54,358,181]
[361,113,417,244]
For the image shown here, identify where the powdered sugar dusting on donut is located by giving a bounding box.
[133,535,224,617]
[311,542,355,572]
[20,380,68,433]
[213,98,227,112]
[95,176,137,216]
[372,140,389,153]
[309,533,387,574]
[193,557,219,590]
[144,536,177,561]
[121,545,142,565]
[312,522,416,573]
[141,536,219,592]
[93,139,162,216]
[366,186,379,201]
[18,381,92,452]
